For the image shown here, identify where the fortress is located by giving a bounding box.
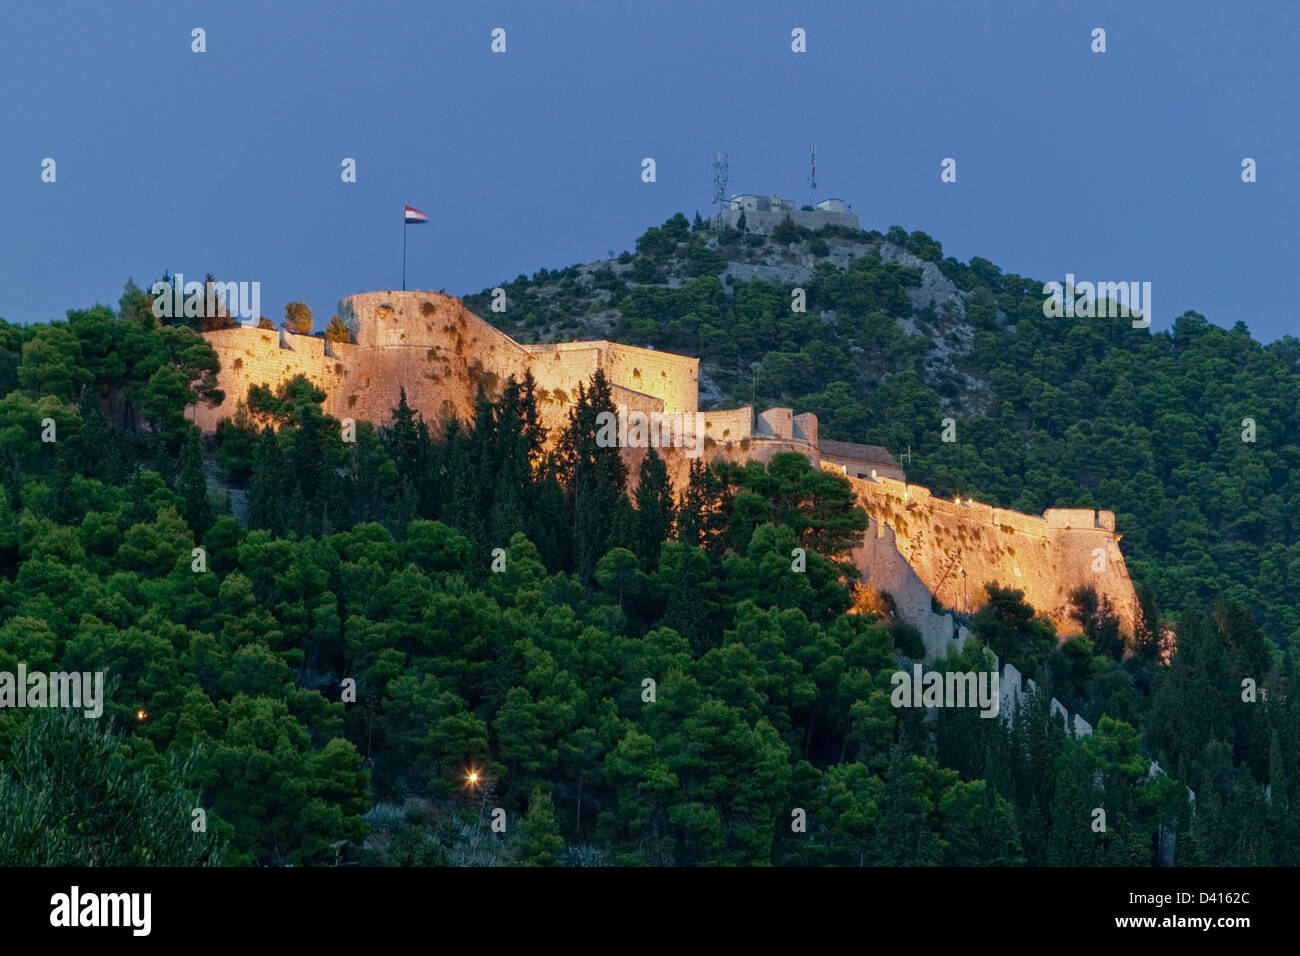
[716,194,860,234]
[196,290,1139,650]
[194,291,903,481]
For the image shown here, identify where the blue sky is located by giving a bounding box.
[2,0,1296,342]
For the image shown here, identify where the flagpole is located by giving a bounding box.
[402,217,407,291]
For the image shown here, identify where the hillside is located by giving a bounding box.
[467,215,989,416]
[1,220,1296,868]
[466,212,1300,648]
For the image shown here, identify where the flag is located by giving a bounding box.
[404,205,429,224]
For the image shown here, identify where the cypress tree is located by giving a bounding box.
[248,426,286,534]
[385,387,423,479]
[490,376,534,542]
[289,403,329,537]
[556,371,627,585]
[530,456,571,574]
[634,448,674,569]
[875,746,941,865]
[1047,741,1099,866]
[518,369,547,474]
[445,418,486,563]
[177,428,214,536]
[676,458,726,556]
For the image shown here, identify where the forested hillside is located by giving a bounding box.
[467,214,1300,648]
[0,227,1296,865]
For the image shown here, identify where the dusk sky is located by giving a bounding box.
[3,0,1296,342]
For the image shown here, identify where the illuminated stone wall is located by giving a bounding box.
[197,288,1140,642]
[848,475,1139,636]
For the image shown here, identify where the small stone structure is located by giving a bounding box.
[715,194,860,234]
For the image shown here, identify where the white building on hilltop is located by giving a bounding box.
[716,194,860,234]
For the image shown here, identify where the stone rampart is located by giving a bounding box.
[850,516,969,659]
[848,475,1138,636]
[199,291,686,438]
[701,407,753,444]
[197,289,1140,649]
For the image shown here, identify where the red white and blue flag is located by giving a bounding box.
[404,205,428,224]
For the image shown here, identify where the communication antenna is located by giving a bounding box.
[711,152,731,225]
[808,145,817,207]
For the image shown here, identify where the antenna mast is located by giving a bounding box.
[711,152,731,226]
[808,145,817,207]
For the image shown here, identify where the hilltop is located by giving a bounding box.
[467,215,993,419]
[465,211,1300,648]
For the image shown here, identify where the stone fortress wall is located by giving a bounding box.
[851,516,971,660]
[843,473,1139,637]
[196,291,700,437]
[196,288,1140,646]
[599,343,699,413]
[701,406,754,444]
[717,194,861,235]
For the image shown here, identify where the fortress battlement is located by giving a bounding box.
[855,476,1120,544]
[847,474,1137,636]
[196,291,699,436]
[196,288,1139,644]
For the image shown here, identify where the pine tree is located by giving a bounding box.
[428,417,462,520]
[64,388,115,482]
[518,787,566,866]
[347,422,399,528]
[675,459,707,548]
[654,542,720,655]
[982,716,1016,804]
[214,400,260,481]
[469,386,498,531]
[608,497,639,559]
[1132,579,1162,665]
[444,416,486,563]
[518,369,547,474]
[382,388,436,519]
